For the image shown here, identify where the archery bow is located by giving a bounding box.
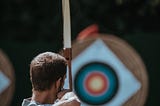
[62,0,72,91]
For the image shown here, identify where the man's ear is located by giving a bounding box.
[56,77,62,90]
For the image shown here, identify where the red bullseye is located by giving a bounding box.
[85,72,108,96]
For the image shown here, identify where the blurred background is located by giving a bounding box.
[0,0,160,105]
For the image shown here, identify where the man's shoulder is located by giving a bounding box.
[22,98,50,106]
[22,98,33,106]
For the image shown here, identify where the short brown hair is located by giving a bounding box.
[30,52,67,91]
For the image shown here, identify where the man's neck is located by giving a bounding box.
[32,90,57,104]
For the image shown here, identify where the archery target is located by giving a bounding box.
[0,49,15,106]
[74,62,118,105]
[64,35,148,106]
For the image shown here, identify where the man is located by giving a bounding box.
[22,52,80,106]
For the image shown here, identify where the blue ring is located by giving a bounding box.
[74,62,119,105]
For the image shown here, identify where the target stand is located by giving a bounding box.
[69,35,148,106]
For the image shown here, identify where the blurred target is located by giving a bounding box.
[75,62,118,105]
[0,49,15,106]
[63,34,148,106]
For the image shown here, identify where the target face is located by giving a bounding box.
[63,39,142,106]
[74,62,118,105]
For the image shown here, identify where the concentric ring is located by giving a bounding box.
[74,62,119,105]
[85,71,108,96]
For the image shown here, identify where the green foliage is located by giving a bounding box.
[74,0,160,36]
[0,0,160,40]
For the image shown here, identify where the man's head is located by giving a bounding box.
[30,52,67,91]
